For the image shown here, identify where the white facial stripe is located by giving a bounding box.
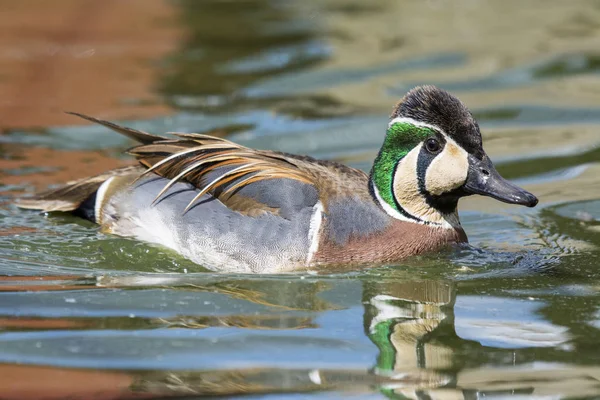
[388,117,443,133]
[425,134,469,196]
[393,145,440,223]
[372,185,415,223]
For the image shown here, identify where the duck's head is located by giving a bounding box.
[369,85,538,228]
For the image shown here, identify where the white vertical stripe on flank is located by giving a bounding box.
[94,176,115,224]
[306,201,324,266]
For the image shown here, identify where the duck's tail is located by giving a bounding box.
[15,166,141,221]
[15,112,164,216]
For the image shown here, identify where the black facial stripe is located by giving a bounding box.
[416,137,460,215]
[415,133,446,196]
[388,160,431,225]
[416,146,434,196]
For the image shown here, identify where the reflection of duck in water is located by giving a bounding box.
[92,274,598,398]
[129,277,460,398]
[18,86,536,273]
[362,278,596,400]
[99,274,334,330]
[363,279,456,398]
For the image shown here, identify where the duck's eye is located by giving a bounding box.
[425,138,441,153]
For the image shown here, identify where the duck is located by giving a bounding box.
[16,86,538,273]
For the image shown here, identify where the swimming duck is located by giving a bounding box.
[17,86,538,273]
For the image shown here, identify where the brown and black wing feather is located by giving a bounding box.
[127,133,318,212]
[17,113,341,216]
[66,113,318,208]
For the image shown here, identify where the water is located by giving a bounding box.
[1,0,600,398]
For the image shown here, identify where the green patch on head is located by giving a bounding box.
[370,122,435,210]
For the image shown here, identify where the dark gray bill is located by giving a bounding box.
[463,155,538,207]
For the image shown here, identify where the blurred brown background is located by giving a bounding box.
[0,0,179,129]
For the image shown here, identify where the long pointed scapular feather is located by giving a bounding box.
[135,144,239,178]
[151,154,264,203]
[62,113,319,213]
[183,163,267,213]
[169,132,243,145]
[222,170,311,198]
[66,112,166,144]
